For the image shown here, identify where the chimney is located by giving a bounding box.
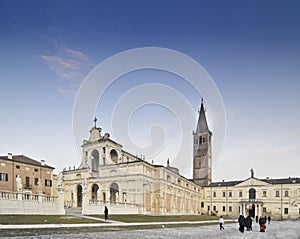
[8,153,13,160]
[41,160,45,166]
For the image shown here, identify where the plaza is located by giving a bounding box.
[0,220,299,239]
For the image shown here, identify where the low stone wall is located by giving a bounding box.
[0,190,65,215]
[82,199,141,215]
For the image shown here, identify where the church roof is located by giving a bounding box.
[209,180,243,187]
[261,177,300,184]
[207,177,300,187]
[0,155,54,169]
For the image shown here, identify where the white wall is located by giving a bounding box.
[0,198,65,215]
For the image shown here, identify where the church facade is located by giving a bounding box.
[62,101,300,218]
[62,124,204,214]
[62,101,211,215]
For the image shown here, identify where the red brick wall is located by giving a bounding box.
[0,159,53,195]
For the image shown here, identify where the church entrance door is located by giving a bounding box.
[249,204,255,218]
[77,185,82,207]
[110,183,119,204]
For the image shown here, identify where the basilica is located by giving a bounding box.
[62,101,300,219]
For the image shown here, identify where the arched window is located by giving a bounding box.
[91,184,99,201]
[110,182,119,203]
[110,149,118,163]
[91,150,99,172]
[249,188,256,200]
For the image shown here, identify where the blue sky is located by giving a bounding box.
[0,0,299,181]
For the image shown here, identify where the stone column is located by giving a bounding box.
[82,178,89,215]
[82,189,89,215]
[17,192,22,201]
[243,203,246,216]
[57,187,65,215]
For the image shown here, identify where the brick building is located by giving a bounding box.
[0,153,55,195]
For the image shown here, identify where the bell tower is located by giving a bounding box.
[193,99,212,186]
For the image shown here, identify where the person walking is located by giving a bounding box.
[104,206,109,220]
[238,215,246,233]
[219,215,224,230]
[245,215,252,231]
[267,215,271,224]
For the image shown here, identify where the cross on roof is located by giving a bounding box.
[94,117,98,128]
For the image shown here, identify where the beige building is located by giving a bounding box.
[202,170,300,220]
[62,101,211,215]
[62,101,300,218]
[63,126,203,215]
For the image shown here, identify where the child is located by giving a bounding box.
[259,216,266,232]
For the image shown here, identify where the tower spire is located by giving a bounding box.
[193,98,212,186]
[196,99,210,133]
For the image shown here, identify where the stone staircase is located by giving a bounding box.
[65,207,82,215]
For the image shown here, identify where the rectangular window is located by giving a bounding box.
[201,202,204,208]
[229,206,232,212]
[213,191,216,197]
[284,190,289,197]
[34,168,38,172]
[208,206,210,212]
[213,206,216,211]
[222,206,226,212]
[45,179,52,187]
[239,191,243,197]
[0,173,8,181]
[229,191,232,197]
[262,190,267,197]
[275,190,280,197]
[16,165,20,169]
[263,207,267,213]
[25,176,30,188]
[34,178,39,185]
[284,208,288,214]
[222,192,226,197]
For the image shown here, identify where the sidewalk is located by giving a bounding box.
[0,219,233,229]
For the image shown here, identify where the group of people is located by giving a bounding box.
[219,214,271,233]
[237,215,253,232]
[237,214,271,233]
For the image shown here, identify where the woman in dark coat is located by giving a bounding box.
[104,206,108,220]
[238,215,246,233]
[245,215,252,231]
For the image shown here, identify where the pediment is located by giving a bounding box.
[235,177,271,187]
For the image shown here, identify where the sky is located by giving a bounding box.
[0,0,299,181]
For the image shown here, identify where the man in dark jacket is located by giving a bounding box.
[245,215,252,231]
[238,215,246,233]
[104,206,108,220]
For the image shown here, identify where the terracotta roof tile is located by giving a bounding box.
[0,155,54,169]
